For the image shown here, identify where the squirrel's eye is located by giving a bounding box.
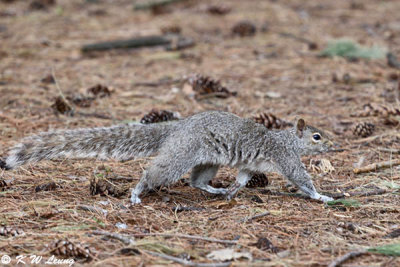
[312,133,321,141]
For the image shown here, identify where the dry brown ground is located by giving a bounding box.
[0,0,399,266]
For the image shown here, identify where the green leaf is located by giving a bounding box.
[368,243,400,256]
[326,199,361,208]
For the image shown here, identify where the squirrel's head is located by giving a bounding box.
[294,118,334,155]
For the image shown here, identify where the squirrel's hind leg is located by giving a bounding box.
[190,164,227,195]
[130,155,194,204]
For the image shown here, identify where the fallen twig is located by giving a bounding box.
[143,250,231,267]
[132,233,238,245]
[278,32,318,49]
[172,205,206,212]
[92,230,135,245]
[328,250,368,267]
[353,159,400,174]
[77,205,106,215]
[260,188,387,200]
[77,111,112,120]
[238,211,270,223]
[81,35,194,52]
[377,148,400,154]
[133,0,189,10]
[133,79,181,87]
[328,188,387,199]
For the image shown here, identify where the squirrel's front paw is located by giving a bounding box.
[318,194,334,202]
[130,193,142,204]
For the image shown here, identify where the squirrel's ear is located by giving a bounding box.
[296,118,305,137]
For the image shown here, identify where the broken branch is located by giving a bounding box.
[92,230,135,245]
[133,0,189,10]
[353,159,400,174]
[143,250,231,267]
[81,35,194,52]
[132,233,238,245]
[328,250,368,267]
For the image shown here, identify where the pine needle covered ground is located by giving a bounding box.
[0,0,399,266]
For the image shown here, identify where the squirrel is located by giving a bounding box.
[0,111,335,204]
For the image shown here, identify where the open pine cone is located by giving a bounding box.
[0,226,24,237]
[0,179,8,191]
[232,21,256,37]
[90,176,127,197]
[51,97,74,116]
[140,109,180,124]
[48,239,95,259]
[353,122,375,137]
[87,84,112,98]
[352,103,400,117]
[246,172,269,188]
[187,74,236,99]
[253,113,292,129]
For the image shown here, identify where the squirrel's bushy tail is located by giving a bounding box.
[1,122,175,170]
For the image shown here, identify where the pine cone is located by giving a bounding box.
[0,226,24,237]
[48,239,95,259]
[246,172,268,188]
[0,179,8,191]
[90,176,126,197]
[207,5,231,15]
[232,21,256,37]
[253,113,292,129]
[51,97,74,116]
[352,103,400,117]
[35,181,57,192]
[252,237,279,253]
[353,122,375,137]
[188,74,236,99]
[140,109,180,124]
[41,74,55,84]
[87,84,112,98]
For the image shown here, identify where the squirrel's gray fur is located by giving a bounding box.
[1,111,335,203]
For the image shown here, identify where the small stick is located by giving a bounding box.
[327,189,387,199]
[132,233,238,245]
[238,212,270,223]
[92,230,135,245]
[353,159,400,174]
[77,205,106,215]
[76,111,112,120]
[143,250,231,267]
[278,32,318,49]
[328,250,368,267]
[133,0,189,10]
[377,148,400,154]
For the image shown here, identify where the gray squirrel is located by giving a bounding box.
[0,111,335,204]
